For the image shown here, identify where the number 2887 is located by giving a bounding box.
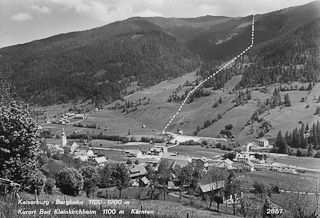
[267,208,283,215]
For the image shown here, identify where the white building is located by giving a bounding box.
[256,138,269,147]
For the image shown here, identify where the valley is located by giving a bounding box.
[1,1,320,218]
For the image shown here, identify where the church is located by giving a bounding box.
[60,128,79,154]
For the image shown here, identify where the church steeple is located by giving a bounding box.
[61,128,67,147]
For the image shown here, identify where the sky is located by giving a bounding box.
[0,0,317,48]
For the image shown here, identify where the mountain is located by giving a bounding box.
[0,1,319,106]
[186,1,320,60]
[0,18,198,106]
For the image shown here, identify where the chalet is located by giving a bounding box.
[160,153,192,169]
[243,160,254,172]
[192,157,209,169]
[216,159,233,169]
[92,156,108,167]
[128,164,147,179]
[199,180,225,194]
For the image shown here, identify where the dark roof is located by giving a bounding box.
[129,164,147,178]
[65,141,77,147]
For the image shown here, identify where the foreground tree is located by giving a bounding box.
[202,167,228,210]
[80,165,100,197]
[282,176,320,218]
[56,167,83,196]
[0,79,45,192]
[253,180,266,201]
[111,163,130,198]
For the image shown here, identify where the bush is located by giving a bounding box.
[56,168,83,196]
[296,148,305,157]
[22,169,46,194]
[126,159,133,164]
[121,137,129,143]
[44,178,55,194]
[216,143,222,148]
[202,140,208,145]
[52,153,62,160]
[314,151,320,158]
[225,124,233,130]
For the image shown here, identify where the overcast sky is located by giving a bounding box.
[0,0,316,48]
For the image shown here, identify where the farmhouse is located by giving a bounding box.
[63,141,80,154]
[192,157,209,169]
[216,159,233,169]
[73,148,96,161]
[160,153,192,169]
[149,145,168,156]
[91,156,108,167]
[128,164,147,179]
[199,180,225,194]
[243,160,254,172]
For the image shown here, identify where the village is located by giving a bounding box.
[44,124,301,202]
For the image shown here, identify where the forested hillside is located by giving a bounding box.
[0,19,197,106]
[239,18,320,88]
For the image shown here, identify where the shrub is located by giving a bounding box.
[216,143,222,148]
[44,178,55,194]
[134,160,140,165]
[121,137,129,143]
[202,140,208,145]
[225,124,233,130]
[126,159,133,164]
[52,153,62,160]
[314,151,320,158]
[203,120,211,128]
[56,168,83,196]
[22,169,46,194]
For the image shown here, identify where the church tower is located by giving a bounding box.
[61,128,67,147]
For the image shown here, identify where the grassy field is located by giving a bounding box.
[0,188,239,218]
[269,156,320,170]
[168,145,228,158]
[243,170,320,192]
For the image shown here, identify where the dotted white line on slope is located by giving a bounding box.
[162,14,255,134]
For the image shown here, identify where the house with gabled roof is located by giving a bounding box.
[92,156,108,167]
[63,141,80,154]
[128,164,147,179]
[160,153,192,169]
[74,148,96,161]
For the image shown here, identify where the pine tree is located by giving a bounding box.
[307,143,313,157]
[312,123,318,147]
[276,130,288,154]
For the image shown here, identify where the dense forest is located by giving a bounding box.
[0,20,197,106]
[238,18,320,88]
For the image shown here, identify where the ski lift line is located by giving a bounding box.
[162,15,255,133]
